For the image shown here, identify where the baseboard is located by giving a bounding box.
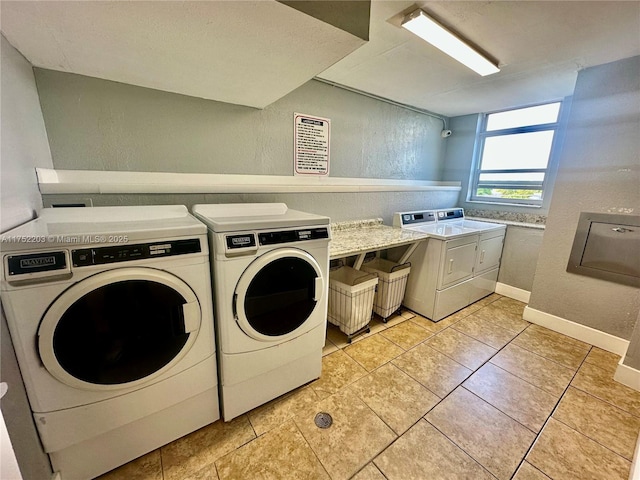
[523,306,630,356]
[495,283,530,303]
[614,360,640,391]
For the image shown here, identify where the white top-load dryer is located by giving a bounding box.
[0,205,219,480]
[394,208,506,321]
[192,203,330,421]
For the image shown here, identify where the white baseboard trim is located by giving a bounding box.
[523,306,630,356]
[495,283,530,303]
[615,361,640,392]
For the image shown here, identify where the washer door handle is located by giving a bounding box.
[313,277,324,301]
[182,301,200,332]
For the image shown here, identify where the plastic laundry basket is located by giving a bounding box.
[327,266,378,339]
[361,258,411,321]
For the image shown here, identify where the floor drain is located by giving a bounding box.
[314,412,333,429]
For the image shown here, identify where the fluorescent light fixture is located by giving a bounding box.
[401,9,500,76]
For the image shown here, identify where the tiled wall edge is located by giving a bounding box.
[495,282,531,303]
[522,306,630,356]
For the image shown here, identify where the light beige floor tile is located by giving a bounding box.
[379,312,402,324]
[97,450,163,480]
[399,309,416,319]
[571,361,640,417]
[512,462,551,480]
[216,420,329,480]
[512,325,589,370]
[452,313,517,349]
[367,317,389,335]
[384,313,408,327]
[407,314,449,333]
[474,293,502,306]
[349,363,439,435]
[553,386,640,460]
[323,337,338,356]
[490,343,574,397]
[248,385,321,436]
[347,317,389,345]
[392,342,472,398]
[425,328,497,370]
[351,463,386,480]
[491,296,526,317]
[526,418,631,480]
[438,303,483,325]
[343,333,404,372]
[311,349,368,398]
[464,363,557,432]
[294,389,396,480]
[374,420,494,480]
[380,319,434,350]
[326,323,350,349]
[473,303,530,334]
[160,416,256,480]
[426,387,535,480]
[527,324,591,349]
[584,346,621,375]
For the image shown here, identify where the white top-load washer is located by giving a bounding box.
[393,208,506,321]
[0,205,219,480]
[192,203,330,421]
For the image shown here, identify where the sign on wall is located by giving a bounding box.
[294,113,330,176]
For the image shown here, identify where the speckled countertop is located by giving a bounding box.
[465,209,546,230]
[330,218,429,259]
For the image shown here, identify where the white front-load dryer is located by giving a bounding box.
[0,205,220,480]
[192,203,330,421]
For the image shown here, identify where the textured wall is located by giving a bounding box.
[0,37,52,232]
[34,69,453,221]
[528,56,640,339]
[0,35,54,480]
[497,226,544,292]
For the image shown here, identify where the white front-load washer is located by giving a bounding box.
[192,203,330,421]
[0,205,220,480]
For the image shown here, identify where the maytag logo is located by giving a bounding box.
[20,256,56,268]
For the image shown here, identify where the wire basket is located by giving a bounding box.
[328,266,378,338]
[361,258,411,321]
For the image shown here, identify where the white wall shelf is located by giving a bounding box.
[36,169,461,195]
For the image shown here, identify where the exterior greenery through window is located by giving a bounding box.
[470,102,562,206]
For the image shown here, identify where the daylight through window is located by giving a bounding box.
[469,102,562,206]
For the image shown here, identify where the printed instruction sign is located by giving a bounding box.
[294,113,330,176]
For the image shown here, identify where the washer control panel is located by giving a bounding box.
[72,238,201,267]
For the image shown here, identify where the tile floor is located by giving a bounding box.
[98,294,640,480]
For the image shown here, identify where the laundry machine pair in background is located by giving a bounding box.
[192,203,331,421]
[0,205,220,479]
[0,202,331,478]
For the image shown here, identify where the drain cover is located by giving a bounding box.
[314,412,333,429]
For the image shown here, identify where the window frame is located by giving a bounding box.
[468,101,564,207]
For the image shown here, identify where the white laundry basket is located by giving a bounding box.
[328,266,378,341]
[361,258,411,321]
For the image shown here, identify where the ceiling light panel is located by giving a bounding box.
[401,9,500,76]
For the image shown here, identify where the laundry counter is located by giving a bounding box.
[330,218,429,268]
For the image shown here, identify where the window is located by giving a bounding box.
[469,102,562,206]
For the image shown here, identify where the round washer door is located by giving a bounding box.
[38,267,201,391]
[234,248,324,342]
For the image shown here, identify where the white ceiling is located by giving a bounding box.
[319,0,640,117]
[1,1,639,117]
[0,0,365,109]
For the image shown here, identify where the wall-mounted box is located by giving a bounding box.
[567,212,640,287]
